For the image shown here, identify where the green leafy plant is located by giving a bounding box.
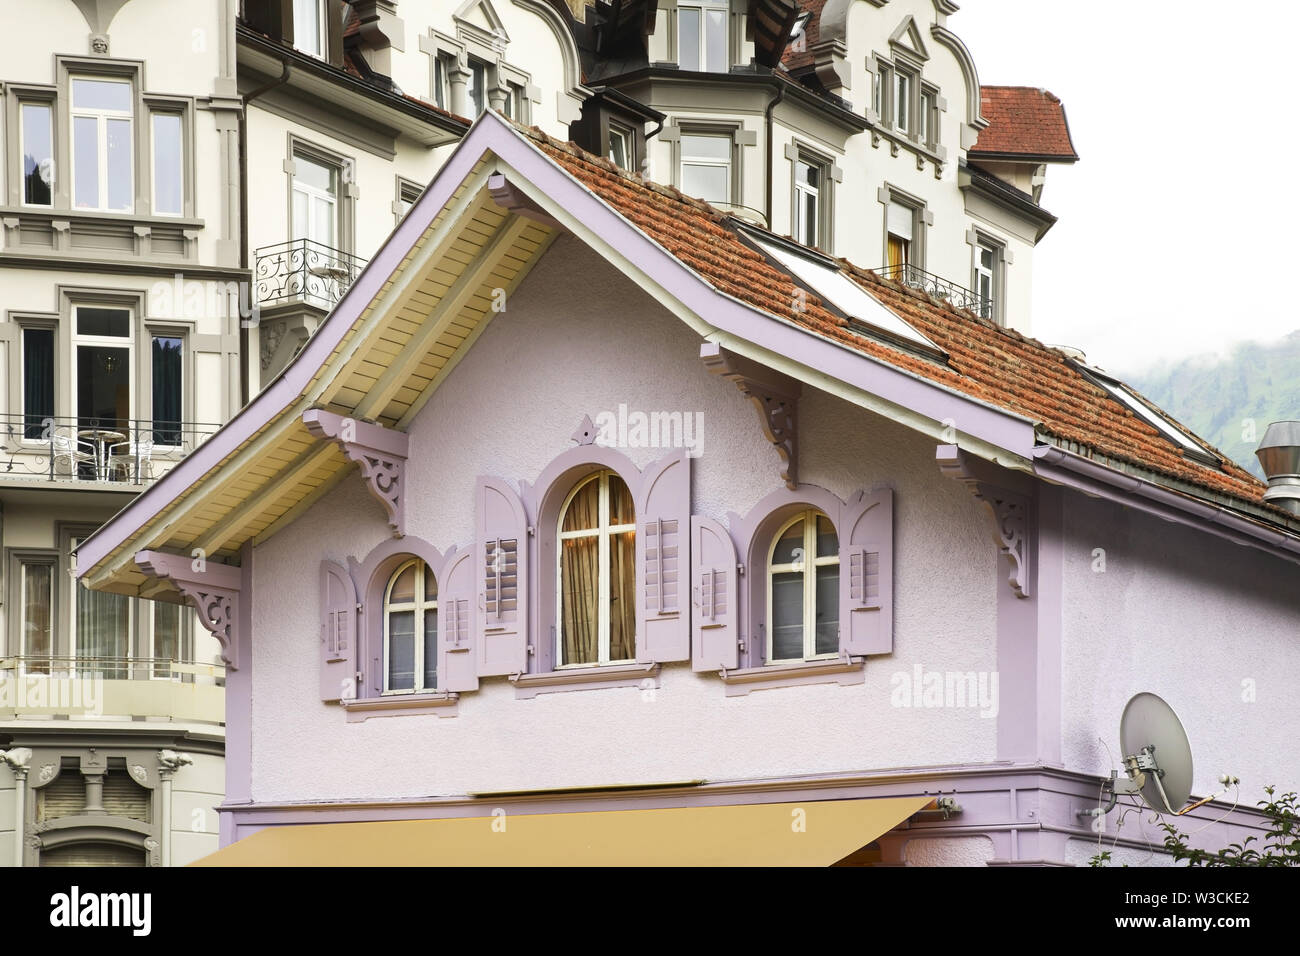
[1158,787,1300,867]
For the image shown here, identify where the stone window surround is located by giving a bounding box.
[393,175,424,224]
[782,139,842,253]
[877,183,934,270]
[659,0,749,72]
[866,52,949,174]
[418,28,540,122]
[965,225,1013,326]
[283,133,358,256]
[661,118,757,209]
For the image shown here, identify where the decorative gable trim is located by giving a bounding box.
[937,444,1033,597]
[135,550,241,669]
[889,15,929,61]
[701,342,801,490]
[302,409,409,536]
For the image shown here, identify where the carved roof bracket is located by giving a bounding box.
[303,408,409,536]
[936,443,1034,598]
[135,551,242,668]
[701,342,801,490]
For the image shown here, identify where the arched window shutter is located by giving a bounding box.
[438,549,478,692]
[691,515,739,672]
[635,452,691,663]
[839,488,894,656]
[320,560,357,702]
[476,476,529,676]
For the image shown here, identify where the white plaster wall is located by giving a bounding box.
[249,234,999,803]
[1065,838,1177,868]
[1060,489,1300,805]
[169,750,223,866]
[905,835,995,866]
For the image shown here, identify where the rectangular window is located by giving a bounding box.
[432,54,451,110]
[974,241,997,320]
[151,334,183,446]
[396,179,422,220]
[794,157,822,248]
[22,327,55,440]
[19,560,55,674]
[293,0,325,58]
[503,82,525,121]
[151,112,183,216]
[680,132,731,206]
[893,70,911,133]
[73,306,133,434]
[679,0,728,72]
[71,77,133,212]
[21,102,54,206]
[887,201,914,270]
[291,151,338,248]
[149,602,193,679]
[608,123,633,170]
[467,59,486,116]
[920,91,935,147]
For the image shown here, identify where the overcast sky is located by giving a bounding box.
[955,1,1300,376]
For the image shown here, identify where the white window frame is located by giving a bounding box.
[71,304,135,429]
[293,0,328,59]
[893,68,912,134]
[973,240,997,318]
[793,154,823,248]
[555,470,637,668]
[678,0,729,73]
[149,110,184,217]
[382,558,438,694]
[608,123,633,170]
[17,557,56,675]
[20,100,55,208]
[679,130,733,206]
[433,54,451,109]
[467,58,487,116]
[766,509,840,664]
[70,76,133,212]
[291,150,339,249]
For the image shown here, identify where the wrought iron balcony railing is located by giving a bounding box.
[254,238,368,310]
[873,263,992,319]
[0,415,220,485]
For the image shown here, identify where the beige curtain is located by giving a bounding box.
[609,530,636,661]
[561,483,600,665]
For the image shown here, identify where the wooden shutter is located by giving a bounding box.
[635,453,691,663]
[839,488,894,656]
[691,515,739,671]
[438,549,478,692]
[319,560,357,702]
[476,476,529,676]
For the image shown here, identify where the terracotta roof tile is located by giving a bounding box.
[781,0,826,73]
[971,86,1078,161]
[512,124,1270,516]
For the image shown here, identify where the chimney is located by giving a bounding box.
[1255,421,1300,516]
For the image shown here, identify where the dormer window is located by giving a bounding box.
[608,123,633,170]
[679,0,728,73]
[293,0,326,59]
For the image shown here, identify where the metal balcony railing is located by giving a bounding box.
[1,655,225,684]
[873,263,992,319]
[0,415,220,484]
[254,238,368,310]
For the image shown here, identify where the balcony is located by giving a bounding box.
[0,656,225,725]
[0,416,220,487]
[253,238,368,312]
[872,263,992,320]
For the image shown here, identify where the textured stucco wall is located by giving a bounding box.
[905,835,995,866]
[1060,489,1300,805]
[249,235,1000,803]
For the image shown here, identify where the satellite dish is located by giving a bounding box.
[1119,692,1194,814]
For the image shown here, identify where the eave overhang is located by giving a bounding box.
[958,163,1058,242]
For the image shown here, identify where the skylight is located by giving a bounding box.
[747,234,944,355]
[1082,367,1220,466]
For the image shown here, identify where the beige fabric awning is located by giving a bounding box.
[192,796,932,866]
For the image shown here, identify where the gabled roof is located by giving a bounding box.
[75,113,1292,594]
[970,86,1078,162]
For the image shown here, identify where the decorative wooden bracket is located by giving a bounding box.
[700,342,801,490]
[135,550,242,669]
[936,444,1033,598]
[488,172,563,229]
[303,408,409,536]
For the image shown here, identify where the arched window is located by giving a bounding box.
[383,558,437,692]
[557,470,636,666]
[767,510,839,662]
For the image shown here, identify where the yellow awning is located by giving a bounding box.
[192,796,932,866]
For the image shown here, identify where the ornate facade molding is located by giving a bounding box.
[135,551,243,668]
[700,343,801,490]
[936,444,1033,597]
[303,408,409,536]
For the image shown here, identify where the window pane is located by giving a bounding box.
[422,562,437,599]
[560,535,599,665]
[152,113,183,215]
[679,9,700,71]
[153,602,182,677]
[389,563,416,603]
[704,9,727,71]
[21,564,53,669]
[77,307,131,337]
[980,246,995,270]
[608,129,629,170]
[77,345,131,429]
[895,73,909,131]
[609,474,635,525]
[72,78,131,112]
[23,328,54,439]
[814,564,839,655]
[152,335,183,445]
[107,117,132,211]
[294,0,322,56]
[609,529,636,661]
[22,104,53,205]
[433,58,448,108]
[422,608,438,689]
[295,154,334,193]
[770,571,804,661]
[468,61,485,115]
[815,514,838,557]
[772,518,805,565]
[561,477,600,533]
[681,163,728,204]
[291,190,308,240]
[73,115,98,209]
[76,584,130,679]
[801,191,817,245]
[681,134,730,160]
[387,610,415,690]
[313,196,334,246]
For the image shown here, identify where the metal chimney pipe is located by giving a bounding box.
[1255,421,1300,516]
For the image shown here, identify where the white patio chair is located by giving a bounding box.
[107,438,155,482]
[51,433,95,476]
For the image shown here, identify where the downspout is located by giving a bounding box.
[641,115,664,181]
[764,79,786,229]
[238,61,291,406]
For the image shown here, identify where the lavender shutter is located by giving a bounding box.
[438,549,478,692]
[635,452,691,663]
[691,515,739,671]
[319,560,357,702]
[476,476,529,676]
[839,488,894,656]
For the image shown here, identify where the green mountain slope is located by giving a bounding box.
[1126,331,1300,480]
